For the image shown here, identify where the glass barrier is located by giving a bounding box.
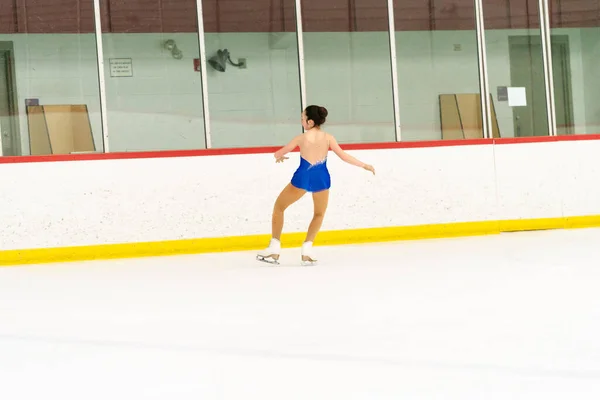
[550,1,599,136]
[202,0,302,148]
[100,0,206,152]
[394,0,483,141]
[483,0,550,137]
[302,0,396,144]
[2,0,597,159]
[0,0,103,156]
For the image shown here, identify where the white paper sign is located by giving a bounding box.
[507,87,526,107]
[110,58,133,77]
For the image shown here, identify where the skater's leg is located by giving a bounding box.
[272,183,306,240]
[257,184,305,264]
[305,189,329,243]
[300,190,329,265]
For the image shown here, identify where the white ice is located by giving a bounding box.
[1,228,600,399]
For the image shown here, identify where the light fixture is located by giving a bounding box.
[163,39,183,59]
[208,49,245,72]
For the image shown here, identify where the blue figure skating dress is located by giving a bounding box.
[291,156,331,193]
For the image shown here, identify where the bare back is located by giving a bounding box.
[297,129,330,165]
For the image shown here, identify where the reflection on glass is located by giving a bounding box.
[0,0,102,156]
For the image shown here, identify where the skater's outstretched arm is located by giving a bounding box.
[274,135,302,162]
[328,134,375,174]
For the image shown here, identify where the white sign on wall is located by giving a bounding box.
[109,58,133,77]
[507,87,527,107]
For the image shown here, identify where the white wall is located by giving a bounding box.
[1,28,598,155]
[1,140,600,251]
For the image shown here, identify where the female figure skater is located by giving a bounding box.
[256,105,375,266]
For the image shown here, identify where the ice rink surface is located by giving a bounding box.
[1,228,600,399]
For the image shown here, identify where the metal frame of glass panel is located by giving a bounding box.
[90,0,560,150]
[195,0,212,148]
[295,0,307,114]
[474,0,492,139]
[538,0,557,136]
[386,0,402,141]
[93,0,109,152]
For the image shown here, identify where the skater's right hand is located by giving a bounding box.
[276,156,289,163]
[363,164,375,175]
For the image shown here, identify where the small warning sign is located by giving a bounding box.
[110,58,133,77]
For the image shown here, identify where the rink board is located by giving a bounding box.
[2,138,600,266]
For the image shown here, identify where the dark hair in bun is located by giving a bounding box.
[305,105,328,126]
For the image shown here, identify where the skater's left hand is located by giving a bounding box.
[276,156,289,163]
[363,164,375,175]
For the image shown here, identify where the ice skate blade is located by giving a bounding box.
[301,257,317,266]
[256,255,280,265]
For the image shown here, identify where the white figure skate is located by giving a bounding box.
[256,238,281,265]
[301,241,318,266]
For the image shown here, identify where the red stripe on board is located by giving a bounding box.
[0,147,280,164]
[1,134,600,164]
[494,137,560,144]
[0,139,493,164]
[341,138,492,150]
[494,134,600,144]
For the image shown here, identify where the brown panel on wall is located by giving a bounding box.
[483,0,599,30]
[199,0,215,31]
[0,1,18,33]
[201,0,218,31]
[27,106,52,156]
[551,0,600,28]
[161,0,199,32]
[14,0,27,33]
[508,0,541,29]
[208,0,295,33]
[353,0,388,31]
[433,0,476,30]
[306,0,597,32]
[482,0,511,29]
[99,0,109,31]
[4,0,599,33]
[301,0,351,32]
[393,0,599,31]
[394,0,434,31]
[78,0,97,32]
[549,0,560,26]
[105,0,162,32]
[301,0,388,31]
[23,0,96,33]
[205,0,286,32]
[104,0,198,32]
